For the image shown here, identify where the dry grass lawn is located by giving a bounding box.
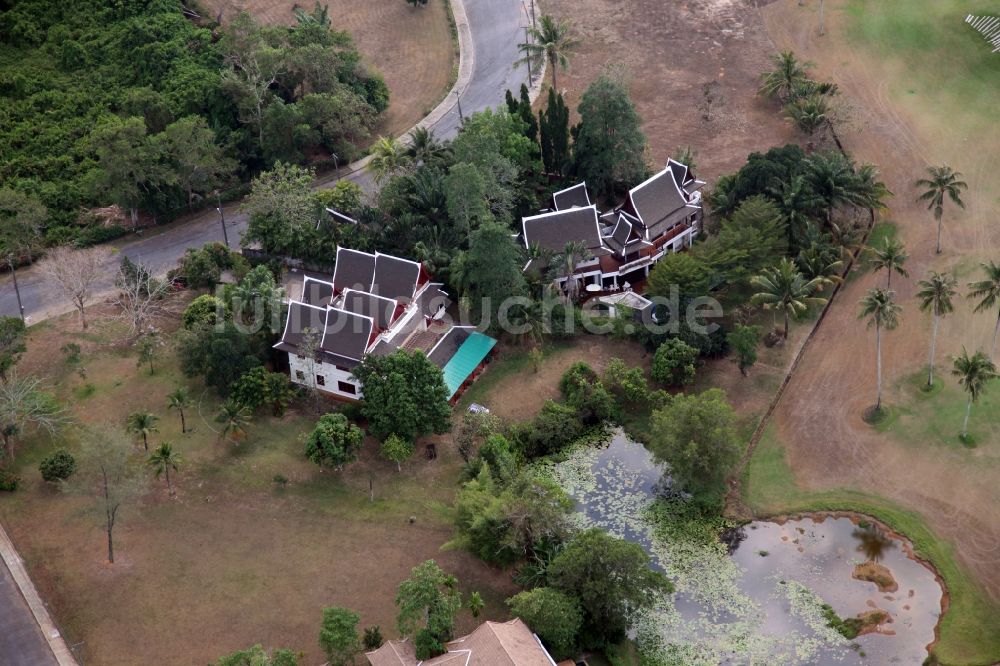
[0,303,514,665]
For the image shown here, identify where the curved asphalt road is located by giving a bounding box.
[0,0,531,323]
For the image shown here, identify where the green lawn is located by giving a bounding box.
[744,423,1000,665]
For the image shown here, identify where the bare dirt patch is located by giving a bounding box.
[758,0,1000,600]
[200,0,456,138]
[542,0,795,180]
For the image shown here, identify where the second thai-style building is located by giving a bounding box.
[521,158,705,293]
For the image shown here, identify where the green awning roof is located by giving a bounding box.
[442,332,497,399]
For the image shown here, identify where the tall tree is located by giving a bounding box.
[38,246,113,330]
[783,94,830,137]
[352,350,451,441]
[241,162,318,257]
[952,348,997,440]
[507,587,583,660]
[318,607,361,666]
[167,387,192,434]
[554,240,590,302]
[539,89,570,175]
[868,237,909,289]
[148,441,182,497]
[967,261,1000,359]
[126,410,159,452]
[395,560,462,647]
[858,288,902,412]
[86,116,169,227]
[727,323,762,377]
[67,425,145,564]
[379,434,415,472]
[219,12,284,146]
[916,271,957,387]
[157,116,236,208]
[549,529,669,648]
[805,151,864,227]
[750,257,827,339]
[0,373,65,465]
[216,400,251,443]
[460,221,528,332]
[572,75,647,199]
[915,165,967,254]
[517,15,579,92]
[0,188,46,322]
[304,413,364,470]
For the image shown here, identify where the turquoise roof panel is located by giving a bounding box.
[442,332,497,399]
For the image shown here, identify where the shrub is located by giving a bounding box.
[304,413,365,470]
[182,295,227,330]
[602,358,649,404]
[507,587,583,660]
[176,247,222,288]
[363,626,384,651]
[414,629,444,661]
[0,469,20,491]
[75,224,127,247]
[39,449,76,482]
[651,338,698,386]
[516,400,583,458]
[230,367,294,416]
[559,362,614,424]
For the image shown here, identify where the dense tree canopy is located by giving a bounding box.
[352,350,451,441]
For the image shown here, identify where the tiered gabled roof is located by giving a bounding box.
[622,163,702,240]
[339,288,400,331]
[371,252,424,303]
[319,307,374,364]
[301,276,334,307]
[552,182,591,211]
[521,205,607,255]
[333,247,376,293]
[366,619,555,666]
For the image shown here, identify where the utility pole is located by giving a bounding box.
[454,90,465,123]
[525,26,533,82]
[819,0,826,35]
[215,191,230,249]
[529,0,536,29]
[6,257,25,322]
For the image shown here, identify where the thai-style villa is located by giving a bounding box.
[365,618,563,666]
[521,158,705,293]
[274,246,495,402]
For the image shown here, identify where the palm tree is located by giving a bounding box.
[554,241,590,302]
[148,441,182,497]
[407,127,449,165]
[952,348,997,440]
[126,411,159,451]
[759,51,812,102]
[167,387,191,434]
[853,163,893,213]
[968,261,1000,359]
[216,400,251,443]
[915,165,968,254]
[750,258,828,339]
[806,151,864,227]
[795,245,843,291]
[367,137,411,185]
[517,15,579,92]
[916,271,957,387]
[868,237,909,289]
[858,288,902,412]
[784,94,830,137]
[770,175,822,249]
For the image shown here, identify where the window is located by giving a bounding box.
[316,375,326,386]
[338,381,357,395]
[295,370,305,381]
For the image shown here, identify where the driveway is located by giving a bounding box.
[0,0,531,323]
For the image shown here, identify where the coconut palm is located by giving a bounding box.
[952,348,997,440]
[367,137,411,185]
[916,271,957,387]
[783,94,830,136]
[795,244,843,291]
[805,151,864,227]
[967,261,1000,359]
[553,240,590,302]
[750,258,828,339]
[915,165,967,254]
[216,400,251,443]
[167,387,191,434]
[858,288,902,412]
[853,163,893,213]
[769,176,822,249]
[517,15,579,92]
[868,237,909,289]
[407,127,449,165]
[148,441,182,497]
[126,411,159,451]
[759,51,812,102]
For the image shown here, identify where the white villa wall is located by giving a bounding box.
[288,354,363,400]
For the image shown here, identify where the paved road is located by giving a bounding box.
[0,558,59,666]
[0,0,531,323]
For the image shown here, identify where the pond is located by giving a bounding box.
[547,430,944,665]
